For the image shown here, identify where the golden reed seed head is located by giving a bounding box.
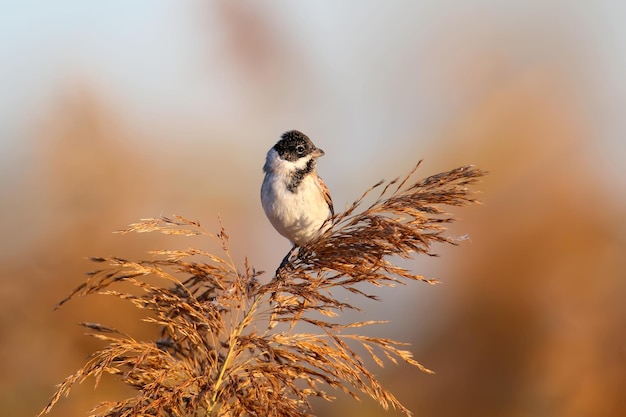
[40,163,486,417]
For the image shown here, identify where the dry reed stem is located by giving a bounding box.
[40,162,486,417]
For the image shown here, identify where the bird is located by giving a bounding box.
[261,130,334,249]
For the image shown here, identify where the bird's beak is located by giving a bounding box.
[312,148,325,158]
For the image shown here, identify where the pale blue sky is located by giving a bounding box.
[1,1,625,186]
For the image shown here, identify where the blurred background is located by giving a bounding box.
[1,1,625,416]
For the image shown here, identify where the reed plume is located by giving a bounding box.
[40,161,486,417]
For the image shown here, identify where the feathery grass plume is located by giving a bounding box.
[40,162,486,417]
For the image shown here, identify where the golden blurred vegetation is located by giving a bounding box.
[1,3,625,417]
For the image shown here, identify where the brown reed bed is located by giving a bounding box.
[40,161,486,417]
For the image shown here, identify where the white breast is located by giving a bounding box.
[261,150,330,246]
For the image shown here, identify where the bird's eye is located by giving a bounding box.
[295,145,305,155]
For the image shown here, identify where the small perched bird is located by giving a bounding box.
[261,130,334,247]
